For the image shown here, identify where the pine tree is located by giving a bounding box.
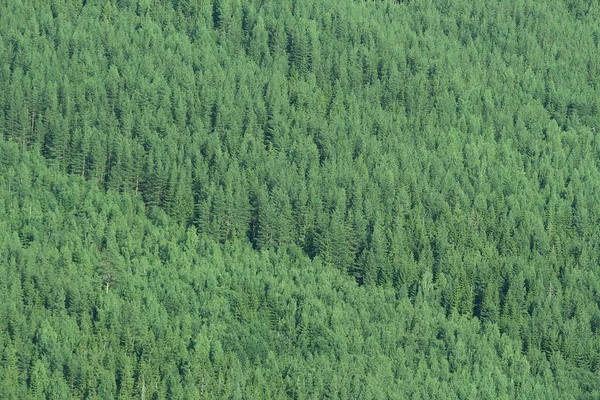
[166,165,195,226]
[29,359,50,400]
[0,341,20,399]
[290,23,310,76]
[69,127,90,177]
[98,242,123,293]
[256,190,277,250]
[248,15,270,65]
[479,281,500,325]
[361,218,390,285]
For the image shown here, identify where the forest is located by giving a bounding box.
[1,0,600,398]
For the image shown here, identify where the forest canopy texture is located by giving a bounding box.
[1,0,600,398]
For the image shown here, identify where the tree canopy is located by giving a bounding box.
[1,0,600,398]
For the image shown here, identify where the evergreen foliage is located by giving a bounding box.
[1,0,600,397]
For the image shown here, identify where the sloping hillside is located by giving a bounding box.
[1,0,600,398]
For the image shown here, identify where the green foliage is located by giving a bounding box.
[2,0,600,397]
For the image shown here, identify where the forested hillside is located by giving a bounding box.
[1,0,600,398]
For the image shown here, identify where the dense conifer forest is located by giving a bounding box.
[1,0,600,397]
